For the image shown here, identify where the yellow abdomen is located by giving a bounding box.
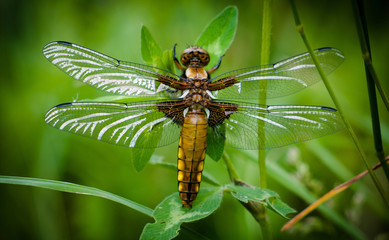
[177,108,207,207]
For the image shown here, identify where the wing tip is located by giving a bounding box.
[55,102,74,108]
[317,47,333,51]
[317,47,344,58]
[321,106,337,112]
[43,41,73,51]
[56,41,73,46]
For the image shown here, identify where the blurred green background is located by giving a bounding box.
[1,0,388,239]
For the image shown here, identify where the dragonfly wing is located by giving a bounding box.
[43,41,184,97]
[208,101,344,150]
[210,48,344,100]
[44,100,183,148]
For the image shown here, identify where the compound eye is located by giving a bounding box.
[199,54,210,65]
[181,54,189,62]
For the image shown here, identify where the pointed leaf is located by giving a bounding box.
[160,49,176,75]
[227,184,295,219]
[206,125,226,162]
[227,185,276,203]
[130,147,156,172]
[129,122,163,172]
[140,187,223,240]
[195,6,238,68]
[141,25,162,64]
[267,198,296,219]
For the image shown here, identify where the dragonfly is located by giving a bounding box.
[43,41,344,207]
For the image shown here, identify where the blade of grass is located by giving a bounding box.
[351,0,389,180]
[258,0,272,239]
[282,157,389,231]
[0,175,215,239]
[0,175,153,217]
[289,0,389,207]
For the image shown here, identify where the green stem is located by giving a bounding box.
[351,0,389,180]
[289,0,389,207]
[350,0,389,111]
[222,152,240,182]
[258,1,272,239]
[258,0,272,189]
[260,0,272,66]
[223,153,273,239]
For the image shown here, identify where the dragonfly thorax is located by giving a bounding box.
[186,88,211,104]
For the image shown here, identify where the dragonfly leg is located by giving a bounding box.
[173,44,185,71]
[207,54,224,75]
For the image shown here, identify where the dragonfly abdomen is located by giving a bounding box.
[177,108,207,207]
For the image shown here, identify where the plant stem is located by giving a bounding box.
[258,0,272,189]
[289,0,389,207]
[234,179,272,240]
[222,153,272,240]
[257,0,272,239]
[222,152,240,182]
[351,0,389,181]
[350,0,389,111]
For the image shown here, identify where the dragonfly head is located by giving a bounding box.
[181,46,210,68]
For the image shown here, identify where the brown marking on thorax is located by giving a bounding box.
[185,67,208,81]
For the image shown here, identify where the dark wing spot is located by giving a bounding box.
[55,102,74,108]
[57,41,73,46]
[321,106,337,112]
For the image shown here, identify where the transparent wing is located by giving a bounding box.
[43,41,184,97]
[210,48,344,100]
[44,100,182,148]
[208,101,344,150]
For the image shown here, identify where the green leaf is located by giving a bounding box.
[195,6,238,68]
[227,185,275,202]
[160,49,176,75]
[140,187,223,240]
[141,27,176,76]
[130,147,156,172]
[266,198,296,219]
[141,25,162,64]
[227,184,296,219]
[0,175,153,217]
[149,155,221,186]
[206,125,226,162]
[129,123,163,171]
